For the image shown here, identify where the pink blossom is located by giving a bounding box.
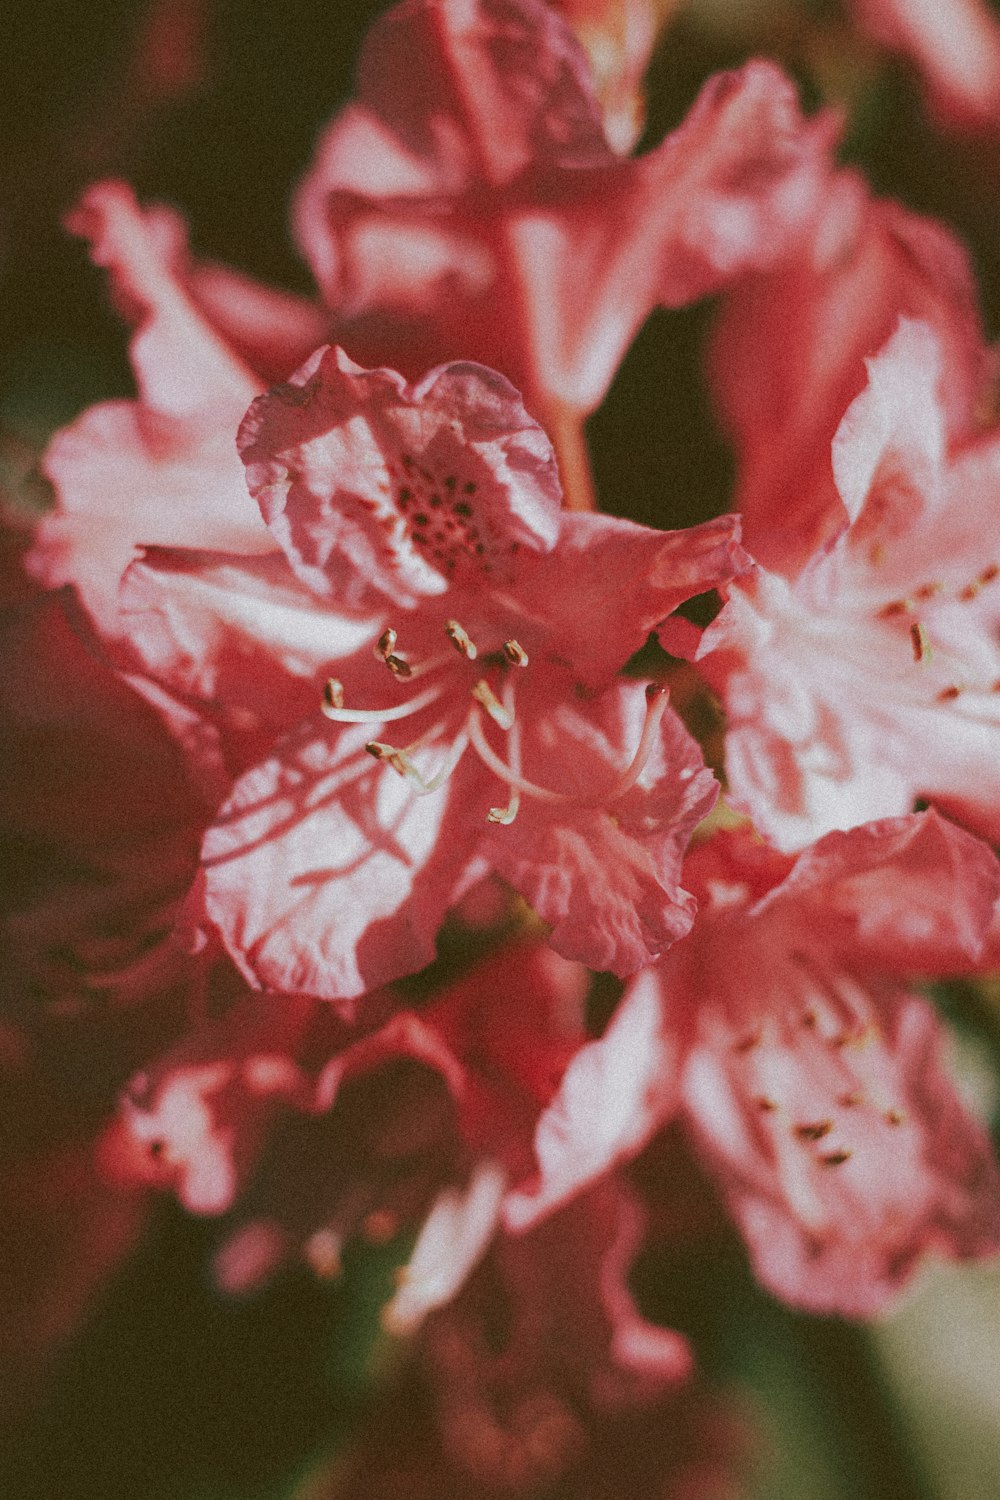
[331,1182,751,1498]
[709,174,991,578]
[120,344,741,999]
[696,318,1000,850]
[291,0,837,423]
[849,0,1000,132]
[507,813,1000,1317]
[107,941,590,1310]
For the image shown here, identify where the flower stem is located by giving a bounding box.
[542,399,598,513]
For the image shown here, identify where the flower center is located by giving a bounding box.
[320,618,668,823]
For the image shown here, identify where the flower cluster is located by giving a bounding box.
[9,0,1000,1489]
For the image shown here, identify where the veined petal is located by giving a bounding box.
[199,714,485,1003]
[701,321,1000,848]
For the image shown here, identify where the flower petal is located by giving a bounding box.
[683,988,1000,1317]
[31,182,271,639]
[485,678,718,974]
[504,967,678,1230]
[238,346,562,607]
[120,546,383,732]
[199,713,485,1003]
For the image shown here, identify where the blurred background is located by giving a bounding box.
[2,1,1000,1495]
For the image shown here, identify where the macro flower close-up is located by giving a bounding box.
[4,0,1000,1496]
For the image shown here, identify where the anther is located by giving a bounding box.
[820,1150,852,1167]
[323,678,345,711]
[366,740,398,764]
[365,741,422,784]
[487,803,518,825]
[472,679,514,730]
[375,628,398,660]
[910,622,931,662]
[503,639,529,667]
[756,1096,777,1112]
[884,1108,905,1126]
[937,685,961,702]
[385,653,413,679]
[445,620,478,660]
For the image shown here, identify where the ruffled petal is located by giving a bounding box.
[758,810,1000,974]
[238,345,562,607]
[31,182,271,638]
[484,677,718,974]
[516,510,747,687]
[293,0,834,415]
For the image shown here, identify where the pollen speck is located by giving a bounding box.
[795,1121,833,1142]
[910,621,930,662]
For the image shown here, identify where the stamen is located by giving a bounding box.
[910,621,931,662]
[471,678,514,730]
[375,628,397,660]
[468,681,670,811]
[321,680,446,725]
[445,619,478,660]
[487,680,521,824]
[598,684,669,800]
[503,639,529,667]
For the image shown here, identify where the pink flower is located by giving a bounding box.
[331,1181,750,1499]
[121,344,741,999]
[849,0,1000,132]
[709,174,991,578]
[291,0,837,423]
[696,318,1000,850]
[107,941,590,1315]
[506,812,1000,1317]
